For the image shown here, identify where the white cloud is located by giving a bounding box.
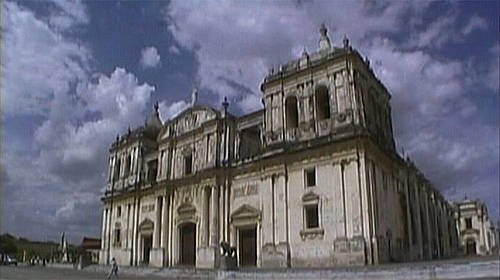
[140,46,161,69]
[462,14,487,35]
[2,1,90,117]
[407,12,488,49]
[165,1,430,112]
[4,66,155,241]
[485,44,500,92]
[169,45,180,54]
[35,67,155,185]
[2,1,156,242]
[159,100,189,120]
[409,12,457,48]
[48,0,89,30]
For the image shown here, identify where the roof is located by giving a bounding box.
[80,237,101,250]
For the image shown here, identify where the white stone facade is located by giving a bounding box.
[100,27,461,268]
[454,200,498,255]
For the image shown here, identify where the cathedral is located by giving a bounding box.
[99,25,459,268]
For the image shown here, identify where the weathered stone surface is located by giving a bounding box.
[99,26,474,270]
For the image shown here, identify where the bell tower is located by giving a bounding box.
[261,25,395,151]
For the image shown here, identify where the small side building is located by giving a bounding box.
[454,200,498,255]
[80,237,101,264]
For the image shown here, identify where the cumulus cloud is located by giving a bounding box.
[165,1,432,112]
[35,67,155,186]
[159,100,189,120]
[48,0,89,30]
[2,1,90,117]
[461,14,487,35]
[140,46,161,69]
[2,1,155,242]
[169,45,180,54]
[407,12,489,49]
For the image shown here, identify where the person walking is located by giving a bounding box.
[106,258,119,279]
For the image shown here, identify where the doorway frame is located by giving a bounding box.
[175,202,199,266]
[237,225,258,267]
[178,222,197,266]
[137,218,154,266]
[230,204,261,267]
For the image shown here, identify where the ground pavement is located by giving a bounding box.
[0,256,498,280]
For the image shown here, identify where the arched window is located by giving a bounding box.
[315,85,330,120]
[285,96,298,129]
[114,158,121,181]
[124,154,132,177]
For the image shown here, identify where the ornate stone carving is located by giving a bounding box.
[230,204,261,227]
[233,183,258,198]
[138,218,154,233]
[299,228,324,240]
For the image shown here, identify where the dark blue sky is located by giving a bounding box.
[2,0,498,243]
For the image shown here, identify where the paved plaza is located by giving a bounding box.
[0,257,498,280]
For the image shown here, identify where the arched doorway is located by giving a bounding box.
[179,223,196,266]
[138,219,154,265]
[142,234,152,264]
[466,239,476,255]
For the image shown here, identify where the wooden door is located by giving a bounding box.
[239,227,257,267]
[180,223,196,265]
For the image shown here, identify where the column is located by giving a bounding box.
[101,209,108,250]
[225,182,230,243]
[154,196,162,248]
[210,186,219,246]
[219,184,225,242]
[275,175,287,243]
[161,195,169,248]
[200,188,209,247]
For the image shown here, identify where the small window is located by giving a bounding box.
[465,218,472,229]
[117,206,121,217]
[184,154,193,175]
[305,168,316,187]
[305,205,319,229]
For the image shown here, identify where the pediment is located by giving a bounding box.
[177,202,197,216]
[138,218,154,231]
[302,191,319,202]
[159,105,219,139]
[231,204,261,222]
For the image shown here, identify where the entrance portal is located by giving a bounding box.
[142,235,152,264]
[179,223,196,266]
[239,227,257,267]
[466,239,476,255]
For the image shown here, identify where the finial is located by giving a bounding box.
[222,96,229,110]
[318,23,331,51]
[320,23,327,36]
[191,87,198,106]
[343,34,349,49]
[301,47,309,58]
[154,101,159,114]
